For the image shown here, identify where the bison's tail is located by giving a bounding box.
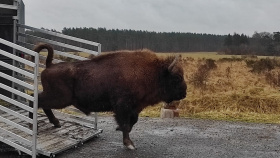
[33,43,54,68]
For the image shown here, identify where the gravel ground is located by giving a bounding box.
[2,116,280,158]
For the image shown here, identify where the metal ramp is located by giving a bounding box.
[0,105,102,157]
[0,2,103,156]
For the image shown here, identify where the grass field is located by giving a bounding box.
[141,52,280,123]
[157,52,279,60]
[7,51,280,124]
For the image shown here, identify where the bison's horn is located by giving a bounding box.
[168,55,179,71]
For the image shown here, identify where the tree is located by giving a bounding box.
[223,33,250,55]
[224,34,232,46]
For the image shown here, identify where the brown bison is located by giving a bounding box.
[30,44,187,149]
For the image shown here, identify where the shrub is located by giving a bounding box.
[218,57,243,62]
[190,64,209,89]
[265,70,280,87]
[205,59,217,70]
[226,66,231,78]
[241,55,258,59]
[245,58,277,73]
[190,59,217,89]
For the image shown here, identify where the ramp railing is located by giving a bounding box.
[16,24,101,129]
[0,38,39,158]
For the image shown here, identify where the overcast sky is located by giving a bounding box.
[23,0,280,36]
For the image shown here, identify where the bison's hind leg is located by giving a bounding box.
[29,91,72,128]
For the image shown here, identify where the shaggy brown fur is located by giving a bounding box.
[30,44,187,149]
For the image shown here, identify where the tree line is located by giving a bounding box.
[61,27,225,52]
[25,27,280,56]
[223,32,280,56]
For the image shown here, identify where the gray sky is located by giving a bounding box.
[23,0,280,36]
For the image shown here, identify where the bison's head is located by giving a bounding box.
[161,55,187,103]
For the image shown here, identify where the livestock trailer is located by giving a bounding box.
[0,1,102,157]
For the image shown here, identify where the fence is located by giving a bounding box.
[16,24,101,130]
[0,37,39,158]
[0,23,102,157]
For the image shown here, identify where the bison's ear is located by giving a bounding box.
[168,55,181,72]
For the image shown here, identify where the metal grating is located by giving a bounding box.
[0,105,103,157]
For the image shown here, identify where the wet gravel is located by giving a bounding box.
[2,116,280,158]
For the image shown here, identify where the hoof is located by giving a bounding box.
[126,144,136,150]
[53,122,61,128]
[123,138,135,150]
[116,126,122,131]
[54,124,61,128]
[51,119,61,128]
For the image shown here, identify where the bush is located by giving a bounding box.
[205,59,217,70]
[245,58,278,73]
[190,59,217,89]
[241,55,258,59]
[265,70,280,87]
[218,57,243,62]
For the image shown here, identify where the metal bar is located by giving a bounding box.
[17,41,86,62]
[0,4,18,10]
[17,24,100,47]
[39,55,63,64]
[0,104,32,123]
[14,76,39,84]
[0,115,32,135]
[54,50,88,60]
[0,135,32,155]
[0,49,36,67]
[32,53,39,158]
[0,61,34,79]
[0,126,32,146]
[98,44,101,54]
[39,63,46,69]
[18,32,98,55]
[0,71,34,90]
[14,82,30,94]
[12,19,17,100]
[0,83,33,101]
[0,94,33,112]
[16,40,34,50]
[0,38,37,56]
[80,129,103,144]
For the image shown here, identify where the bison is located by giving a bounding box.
[30,44,187,149]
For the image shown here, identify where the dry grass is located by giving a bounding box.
[141,54,280,123]
[22,51,280,123]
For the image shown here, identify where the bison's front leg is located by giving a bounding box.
[116,111,139,131]
[42,109,61,128]
[114,105,138,150]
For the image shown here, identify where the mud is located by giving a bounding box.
[2,116,280,158]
